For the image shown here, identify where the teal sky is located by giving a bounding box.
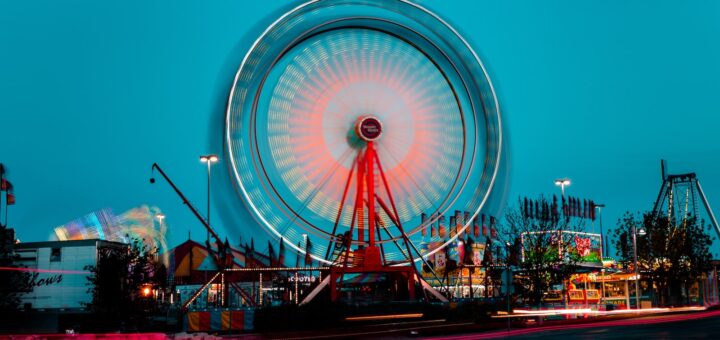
[2,0,719,257]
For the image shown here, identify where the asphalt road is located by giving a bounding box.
[424,309,720,340]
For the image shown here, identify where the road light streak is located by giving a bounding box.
[345,313,424,321]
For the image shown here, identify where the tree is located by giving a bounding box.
[0,227,29,313]
[613,212,714,306]
[498,196,584,306]
[85,237,163,328]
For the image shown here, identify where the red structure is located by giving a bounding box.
[327,116,423,302]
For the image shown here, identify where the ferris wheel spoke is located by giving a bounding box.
[276,147,355,238]
[377,141,443,219]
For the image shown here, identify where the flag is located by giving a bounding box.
[267,241,276,267]
[464,211,470,230]
[463,237,474,265]
[490,216,497,239]
[304,237,313,267]
[449,216,456,237]
[455,210,463,235]
[590,200,596,221]
[528,199,534,219]
[439,215,446,238]
[223,238,233,268]
[473,216,480,238]
[508,237,521,266]
[421,213,427,237]
[482,214,488,236]
[586,199,591,219]
[482,238,493,266]
[7,192,15,205]
[430,212,437,237]
[278,238,286,267]
[0,178,8,191]
[246,240,255,267]
[456,239,465,266]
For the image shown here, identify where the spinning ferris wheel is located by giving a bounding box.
[226,0,504,273]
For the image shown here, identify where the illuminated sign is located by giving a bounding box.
[288,275,317,283]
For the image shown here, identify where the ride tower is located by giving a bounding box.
[652,160,720,238]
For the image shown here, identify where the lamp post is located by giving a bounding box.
[200,154,219,241]
[155,213,165,226]
[505,241,512,332]
[595,204,606,257]
[632,224,646,309]
[554,178,571,199]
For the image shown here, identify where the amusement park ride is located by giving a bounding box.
[154,0,507,308]
[652,160,720,238]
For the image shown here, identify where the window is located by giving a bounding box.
[50,247,61,262]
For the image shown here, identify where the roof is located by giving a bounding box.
[15,239,128,249]
[165,239,274,278]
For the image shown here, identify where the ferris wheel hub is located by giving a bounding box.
[355,115,383,142]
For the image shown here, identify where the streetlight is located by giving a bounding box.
[632,224,646,309]
[505,241,512,332]
[594,204,606,257]
[554,178,571,198]
[156,213,168,265]
[200,154,219,241]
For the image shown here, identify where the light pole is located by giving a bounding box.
[200,154,219,241]
[554,178,571,199]
[155,213,165,226]
[595,204,606,257]
[156,213,168,265]
[632,224,646,309]
[505,241,512,332]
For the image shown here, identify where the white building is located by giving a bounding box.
[14,239,126,310]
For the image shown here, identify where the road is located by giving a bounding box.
[425,309,720,339]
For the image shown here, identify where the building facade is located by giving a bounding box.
[14,239,126,310]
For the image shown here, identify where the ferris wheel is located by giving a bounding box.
[226,0,504,268]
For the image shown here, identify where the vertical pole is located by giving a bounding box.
[625,280,630,309]
[597,206,605,258]
[601,269,606,309]
[356,151,365,245]
[259,273,263,306]
[221,272,225,307]
[506,264,511,332]
[366,142,376,247]
[207,161,211,243]
[696,180,720,239]
[295,272,299,304]
[633,225,640,309]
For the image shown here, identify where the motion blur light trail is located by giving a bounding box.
[432,307,720,339]
[0,266,90,275]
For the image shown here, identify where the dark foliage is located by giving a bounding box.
[499,196,584,306]
[84,237,165,329]
[613,212,714,306]
[0,227,29,313]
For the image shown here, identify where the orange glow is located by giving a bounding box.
[345,313,424,321]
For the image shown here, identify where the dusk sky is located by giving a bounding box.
[2,0,719,258]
